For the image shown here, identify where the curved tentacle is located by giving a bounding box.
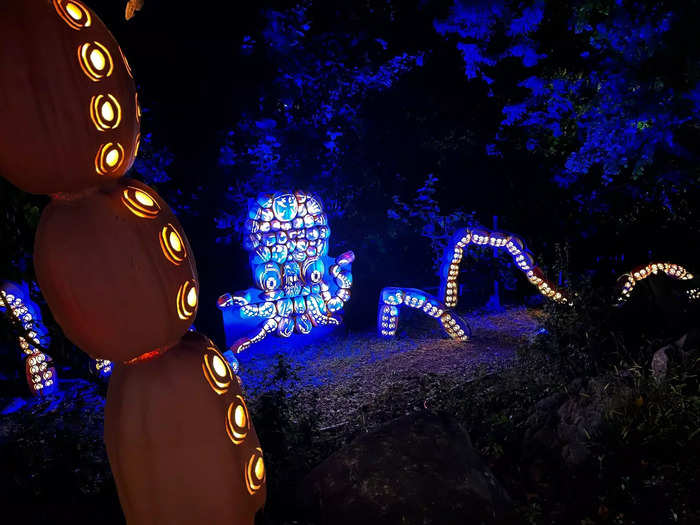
[0,283,57,395]
[326,251,355,313]
[615,262,696,305]
[231,318,278,354]
[306,293,341,326]
[438,227,569,307]
[378,287,471,340]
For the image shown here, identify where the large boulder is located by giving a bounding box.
[297,411,513,524]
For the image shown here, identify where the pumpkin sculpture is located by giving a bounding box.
[0,0,140,194]
[34,178,198,362]
[105,332,266,524]
[0,1,266,522]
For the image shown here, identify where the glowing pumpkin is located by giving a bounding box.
[33,179,197,362]
[0,0,139,194]
[105,332,266,524]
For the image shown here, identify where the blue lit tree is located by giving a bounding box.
[435,0,700,223]
[216,2,424,244]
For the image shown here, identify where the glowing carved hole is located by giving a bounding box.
[101,103,114,121]
[202,347,231,395]
[66,3,82,19]
[134,133,141,157]
[95,142,124,175]
[160,224,187,265]
[90,49,105,70]
[53,0,91,30]
[245,448,265,494]
[90,95,122,131]
[136,191,153,206]
[78,42,113,81]
[176,281,197,320]
[121,187,161,219]
[212,355,226,377]
[187,287,197,308]
[235,405,246,427]
[226,395,250,444]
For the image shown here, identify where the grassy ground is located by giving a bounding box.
[241,306,541,433]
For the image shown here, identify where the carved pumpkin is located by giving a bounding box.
[0,0,139,194]
[34,178,198,362]
[105,332,266,524]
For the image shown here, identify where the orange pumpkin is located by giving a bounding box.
[34,178,198,362]
[105,332,266,524]
[0,0,139,195]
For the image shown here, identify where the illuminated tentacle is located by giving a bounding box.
[615,262,696,305]
[230,318,277,354]
[306,293,341,326]
[378,286,470,340]
[90,358,113,378]
[327,250,355,312]
[0,283,57,395]
[438,227,569,306]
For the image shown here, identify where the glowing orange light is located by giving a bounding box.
[121,186,161,219]
[90,94,122,131]
[118,46,133,78]
[245,448,265,494]
[78,42,113,82]
[134,133,141,157]
[226,395,250,444]
[176,281,197,320]
[135,93,141,124]
[95,142,124,175]
[187,287,197,308]
[125,348,164,365]
[202,347,231,395]
[160,224,187,265]
[53,0,91,30]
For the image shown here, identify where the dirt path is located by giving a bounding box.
[240,306,544,433]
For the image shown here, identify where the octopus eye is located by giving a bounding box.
[303,258,325,284]
[255,263,282,291]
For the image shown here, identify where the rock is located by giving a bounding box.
[651,347,669,383]
[297,411,513,524]
[523,376,635,470]
[522,393,566,460]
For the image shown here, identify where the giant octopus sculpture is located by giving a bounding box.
[218,191,355,353]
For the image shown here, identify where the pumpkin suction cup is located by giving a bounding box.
[0,0,140,194]
[34,179,198,362]
[105,332,267,524]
